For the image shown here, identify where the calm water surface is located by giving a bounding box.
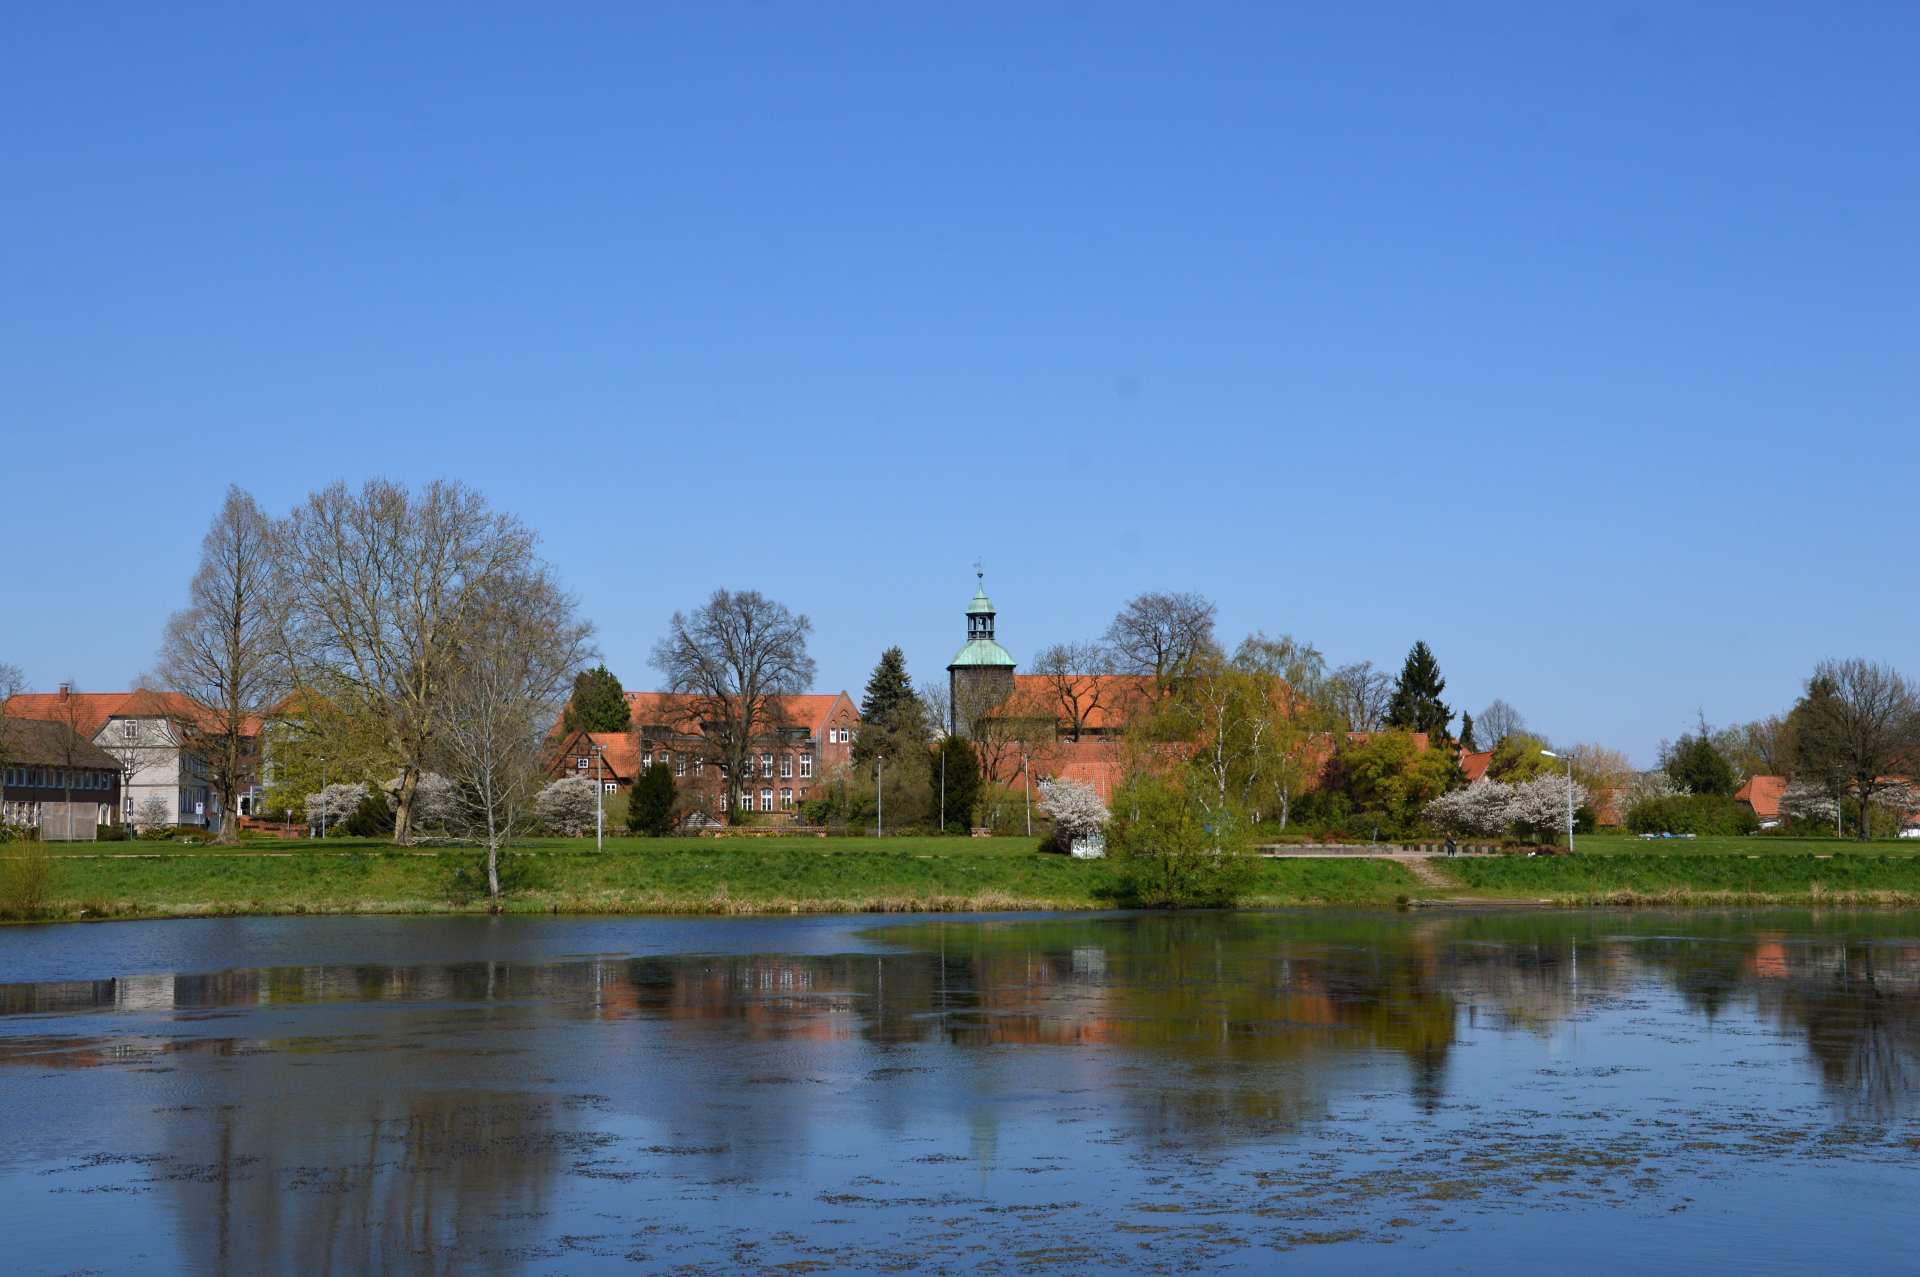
[2,909,1917,1274]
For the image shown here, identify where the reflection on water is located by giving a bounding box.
[3,910,1920,1274]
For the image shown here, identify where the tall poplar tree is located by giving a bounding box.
[1384,641,1453,739]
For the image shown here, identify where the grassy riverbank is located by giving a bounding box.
[9,833,1920,922]
[3,836,1415,921]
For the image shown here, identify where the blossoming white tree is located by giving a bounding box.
[1038,778,1110,856]
[304,782,368,832]
[386,772,457,830]
[1424,775,1587,842]
[535,775,601,837]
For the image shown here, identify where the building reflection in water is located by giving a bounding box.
[6,910,1920,1271]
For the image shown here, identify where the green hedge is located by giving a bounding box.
[1625,794,1760,837]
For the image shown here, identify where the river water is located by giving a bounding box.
[1,909,1916,1274]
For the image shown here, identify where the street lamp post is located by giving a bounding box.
[318,757,329,840]
[593,743,606,852]
[1540,750,1575,852]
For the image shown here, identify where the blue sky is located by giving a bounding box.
[3,4,1915,764]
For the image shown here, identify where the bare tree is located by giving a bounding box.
[1477,699,1526,749]
[1030,640,1114,741]
[917,680,951,741]
[135,794,172,831]
[1792,659,1920,841]
[154,487,285,843]
[1737,714,1796,776]
[0,662,22,781]
[1105,591,1217,690]
[651,590,816,819]
[432,568,593,905]
[1323,661,1392,732]
[278,479,542,843]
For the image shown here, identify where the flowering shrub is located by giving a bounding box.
[1038,778,1109,855]
[535,775,601,836]
[1425,775,1588,841]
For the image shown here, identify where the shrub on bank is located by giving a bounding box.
[0,841,58,919]
[1105,777,1259,908]
[1626,794,1760,837]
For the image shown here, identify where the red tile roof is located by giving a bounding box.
[4,690,265,740]
[1459,749,1494,784]
[1006,675,1156,731]
[1734,774,1787,820]
[622,691,856,740]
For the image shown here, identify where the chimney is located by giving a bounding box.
[58,682,71,700]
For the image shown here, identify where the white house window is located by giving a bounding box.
[780,754,793,779]
[759,788,774,812]
[658,750,670,769]
[760,753,773,778]
[604,782,618,794]
[123,721,137,742]
[694,757,704,776]
[676,754,687,776]
[799,754,813,778]
[780,788,793,809]
[737,789,751,808]
[642,751,652,769]
[577,757,589,769]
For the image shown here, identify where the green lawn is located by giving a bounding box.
[1447,852,1920,906]
[1573,832,1920,857]
[12,830,1920,923]
[52,833,1047,859]
[7,835,1421,921]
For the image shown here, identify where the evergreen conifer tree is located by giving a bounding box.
[563,665,631,734]
[627,761,676,836]
[859,647,916,729]
[1459,713,1477,752]
[934,735,982,833]
[1384,641,1453,739]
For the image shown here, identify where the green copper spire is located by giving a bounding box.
[948,568,1015,670]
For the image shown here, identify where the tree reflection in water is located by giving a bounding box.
[6,911,1920,1272]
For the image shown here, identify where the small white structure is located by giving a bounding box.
[1069,832,1106,860]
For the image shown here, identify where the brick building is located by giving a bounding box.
[548,690,861,824]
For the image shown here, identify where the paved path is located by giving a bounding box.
[1391,855,1460,889]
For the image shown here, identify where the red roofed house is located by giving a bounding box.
[1458,749,1494,785]
[3,684,257,830]
[1734,775,1788,829]
[548,690,861,824]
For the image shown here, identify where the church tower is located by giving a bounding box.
[946,570,1017,737]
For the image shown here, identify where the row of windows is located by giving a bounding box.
[572,753,816,782]
[735,788,803,811]
[1,800,116,826]
[757,753,813,779]
[4,766,116,791]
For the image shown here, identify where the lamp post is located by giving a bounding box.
[318,756,329,841]
[1021,744,1032,838]
[592,743,606,852]
[1540,750,1574,851]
